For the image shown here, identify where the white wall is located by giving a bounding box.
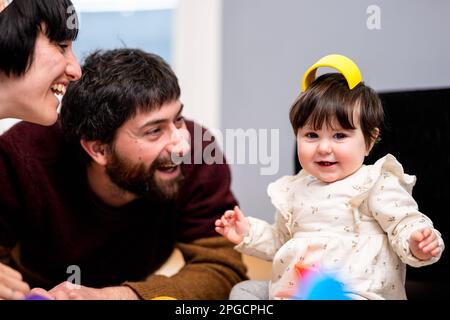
[173,0,222,131]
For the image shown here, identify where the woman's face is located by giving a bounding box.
[5,31,81,125]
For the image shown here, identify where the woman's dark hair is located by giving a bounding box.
[289,73,384,149]
[60,48,180,150]
[0,0,78,76]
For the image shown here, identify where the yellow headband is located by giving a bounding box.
[301,54,362,92]
[0,0,13,13]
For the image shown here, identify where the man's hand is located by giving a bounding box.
[29,282,139,300]
[215,206,250,244]
[409,228,441,261]
[0,262,30,300]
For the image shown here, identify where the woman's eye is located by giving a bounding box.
[56,42,69,52]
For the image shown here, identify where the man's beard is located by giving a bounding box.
[105,150,184,201]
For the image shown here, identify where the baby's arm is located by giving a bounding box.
[215,206,250,245]
[368,168,444,267]
[217,205,291,260]
[409,228,441,261]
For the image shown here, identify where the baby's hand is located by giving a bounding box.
[215,206,250,245]
[409,228,441,261]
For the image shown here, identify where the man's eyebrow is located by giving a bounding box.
[138,104,184,129]
[176,104,184,117]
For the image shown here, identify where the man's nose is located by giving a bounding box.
[166,127,191,160]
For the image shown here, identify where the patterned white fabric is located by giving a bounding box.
[235,154,444,300]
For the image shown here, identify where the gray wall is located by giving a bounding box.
[221,0,450,222]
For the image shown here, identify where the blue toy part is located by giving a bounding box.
[304,273,351,300]
[294,271,351,300]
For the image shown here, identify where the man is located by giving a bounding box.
[0,48,247,299]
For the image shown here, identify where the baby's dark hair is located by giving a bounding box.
[289,73,384,149]
[0,0,78,76]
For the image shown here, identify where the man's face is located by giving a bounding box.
[105,100,190,200]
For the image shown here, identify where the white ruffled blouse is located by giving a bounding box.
[235,154,444,300]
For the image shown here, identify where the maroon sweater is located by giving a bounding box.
[0,120,239,291]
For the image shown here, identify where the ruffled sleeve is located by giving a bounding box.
[267,175,300,224]
[367,154,444,267]
[234,175,300,260]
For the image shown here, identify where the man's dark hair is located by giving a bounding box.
[60,48,181,150]
[0,0,78,76]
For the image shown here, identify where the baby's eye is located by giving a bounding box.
[305,132,318,139]
[333,132,347,140]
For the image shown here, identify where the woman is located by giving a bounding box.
[0,0,81,125]
[0,0,81,300]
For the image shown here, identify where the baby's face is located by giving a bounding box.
[296,118,369,183]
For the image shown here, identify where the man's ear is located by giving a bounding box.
[80,139,109,166]
[366,127,380,156]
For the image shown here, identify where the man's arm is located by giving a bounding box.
[124,236,248,299]
[30,237,247,300]
[29,283,139,300]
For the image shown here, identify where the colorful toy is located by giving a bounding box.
[24,294,50,300]
[293,263,351,300]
